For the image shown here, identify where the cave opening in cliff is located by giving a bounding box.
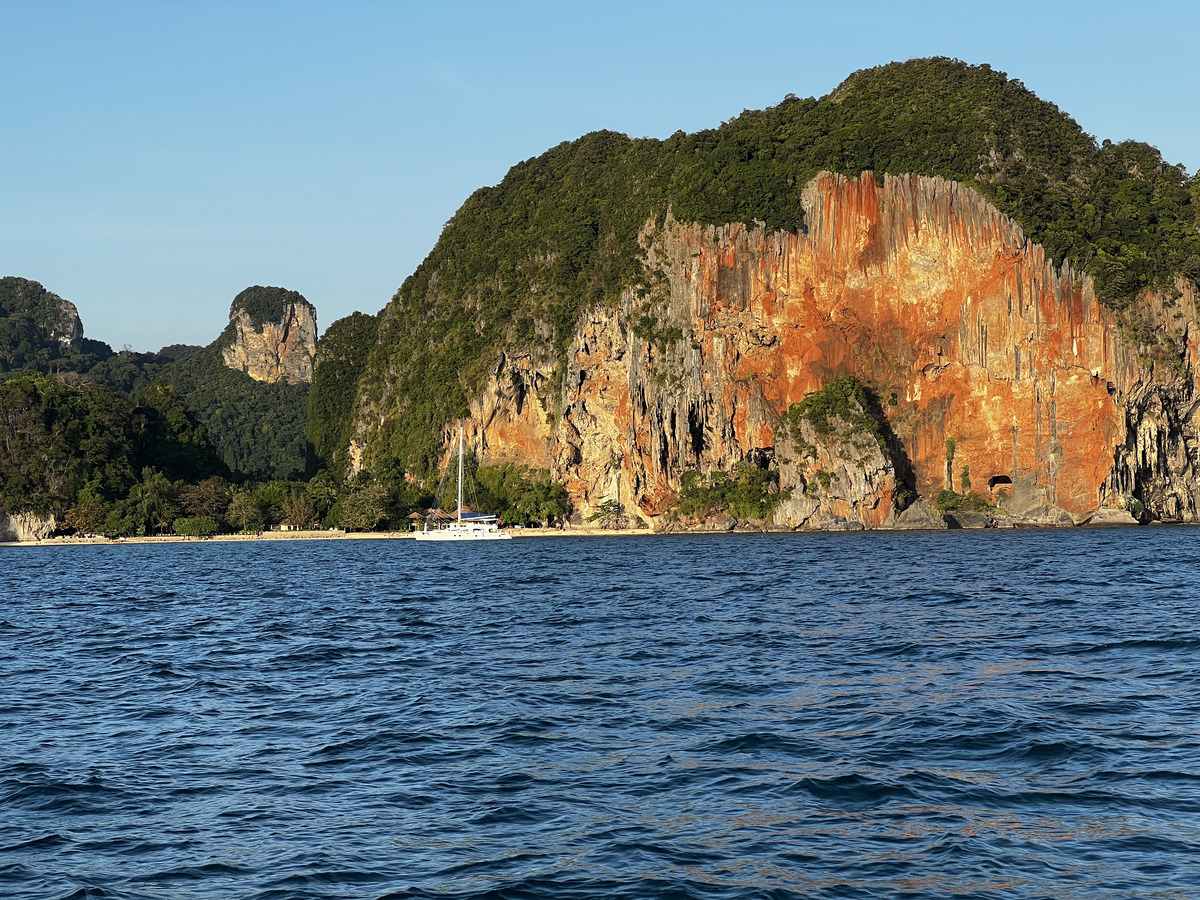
[988,475,1013,490]
[688,405,705,459]
[510,371,526,415]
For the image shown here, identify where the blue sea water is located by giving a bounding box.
[1,528,1199,899]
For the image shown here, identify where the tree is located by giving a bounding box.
[339,482,388,532]
[252,481,290,527]
[0,374,141,516]
[306,469,342,522]
[101,502,138,538]
[63,486,111,535]
[588,499,626,529]
[227,490,263,532]
[174,516,220,537]
[178,476,232,519]
[128,468,177,535]
[282,489,315,528]
[516,474,569,526]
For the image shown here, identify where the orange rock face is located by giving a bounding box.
[459,172,1199,525]
[222,299,318,385]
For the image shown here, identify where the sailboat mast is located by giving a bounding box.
[457,425,464,524]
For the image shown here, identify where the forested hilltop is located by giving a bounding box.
[0,277,112,374]
[0,280,567,538]
[350,57,1200,477]
[4,57,1200,537]
[84,286,314,479]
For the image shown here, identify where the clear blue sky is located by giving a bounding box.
[3,0,1198,351]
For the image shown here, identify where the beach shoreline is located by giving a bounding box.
[0,525,658,548]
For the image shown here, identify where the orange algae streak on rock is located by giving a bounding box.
[776,171,1122,519]
[463,353,554,471]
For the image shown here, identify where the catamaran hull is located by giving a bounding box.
[413,526,512,541]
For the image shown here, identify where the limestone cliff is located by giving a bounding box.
[221,289,317,384]
[771,402,901,531]
[357,172,1199,528]
[0,511,57,543]
[0,276,84,358]
[48,298,83,351]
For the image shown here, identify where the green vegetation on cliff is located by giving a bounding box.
[774,376,915,511]
[158,344,309,479]
[0,277,114,374]
[306,311,379,477]
[361,57,1200,476]
[230,285,306,329]
[676,464,784,523]
[778,376,888,449]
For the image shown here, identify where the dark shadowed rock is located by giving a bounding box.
[893,499,948,530]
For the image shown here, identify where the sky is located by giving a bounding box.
[2,0,1198,352]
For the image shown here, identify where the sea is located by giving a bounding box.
[2,528,1199,899]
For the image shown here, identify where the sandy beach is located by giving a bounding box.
[2,525,659,548]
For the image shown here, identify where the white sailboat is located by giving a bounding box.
[414,425,512,541]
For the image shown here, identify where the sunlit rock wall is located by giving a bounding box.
[222,299,318,384]
[378,172,1200,526]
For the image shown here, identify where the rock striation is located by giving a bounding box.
[358,172,1200,528]
[221,293,317,384]
[0,511,57,543]
[771,403,899,530]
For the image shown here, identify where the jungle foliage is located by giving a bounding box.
[676,464,784,522]
[362,57,1200,476]
[778,376,888,449]
[305,311,379,477]
[0,374,226,521]
[230,285,307,329]
[0,277,115,374]
[157,343,310,480]
[85,344,201,397]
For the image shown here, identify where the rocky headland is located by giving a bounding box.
[353,172,1196,531]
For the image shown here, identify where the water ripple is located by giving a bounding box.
[2,529,1200,898]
